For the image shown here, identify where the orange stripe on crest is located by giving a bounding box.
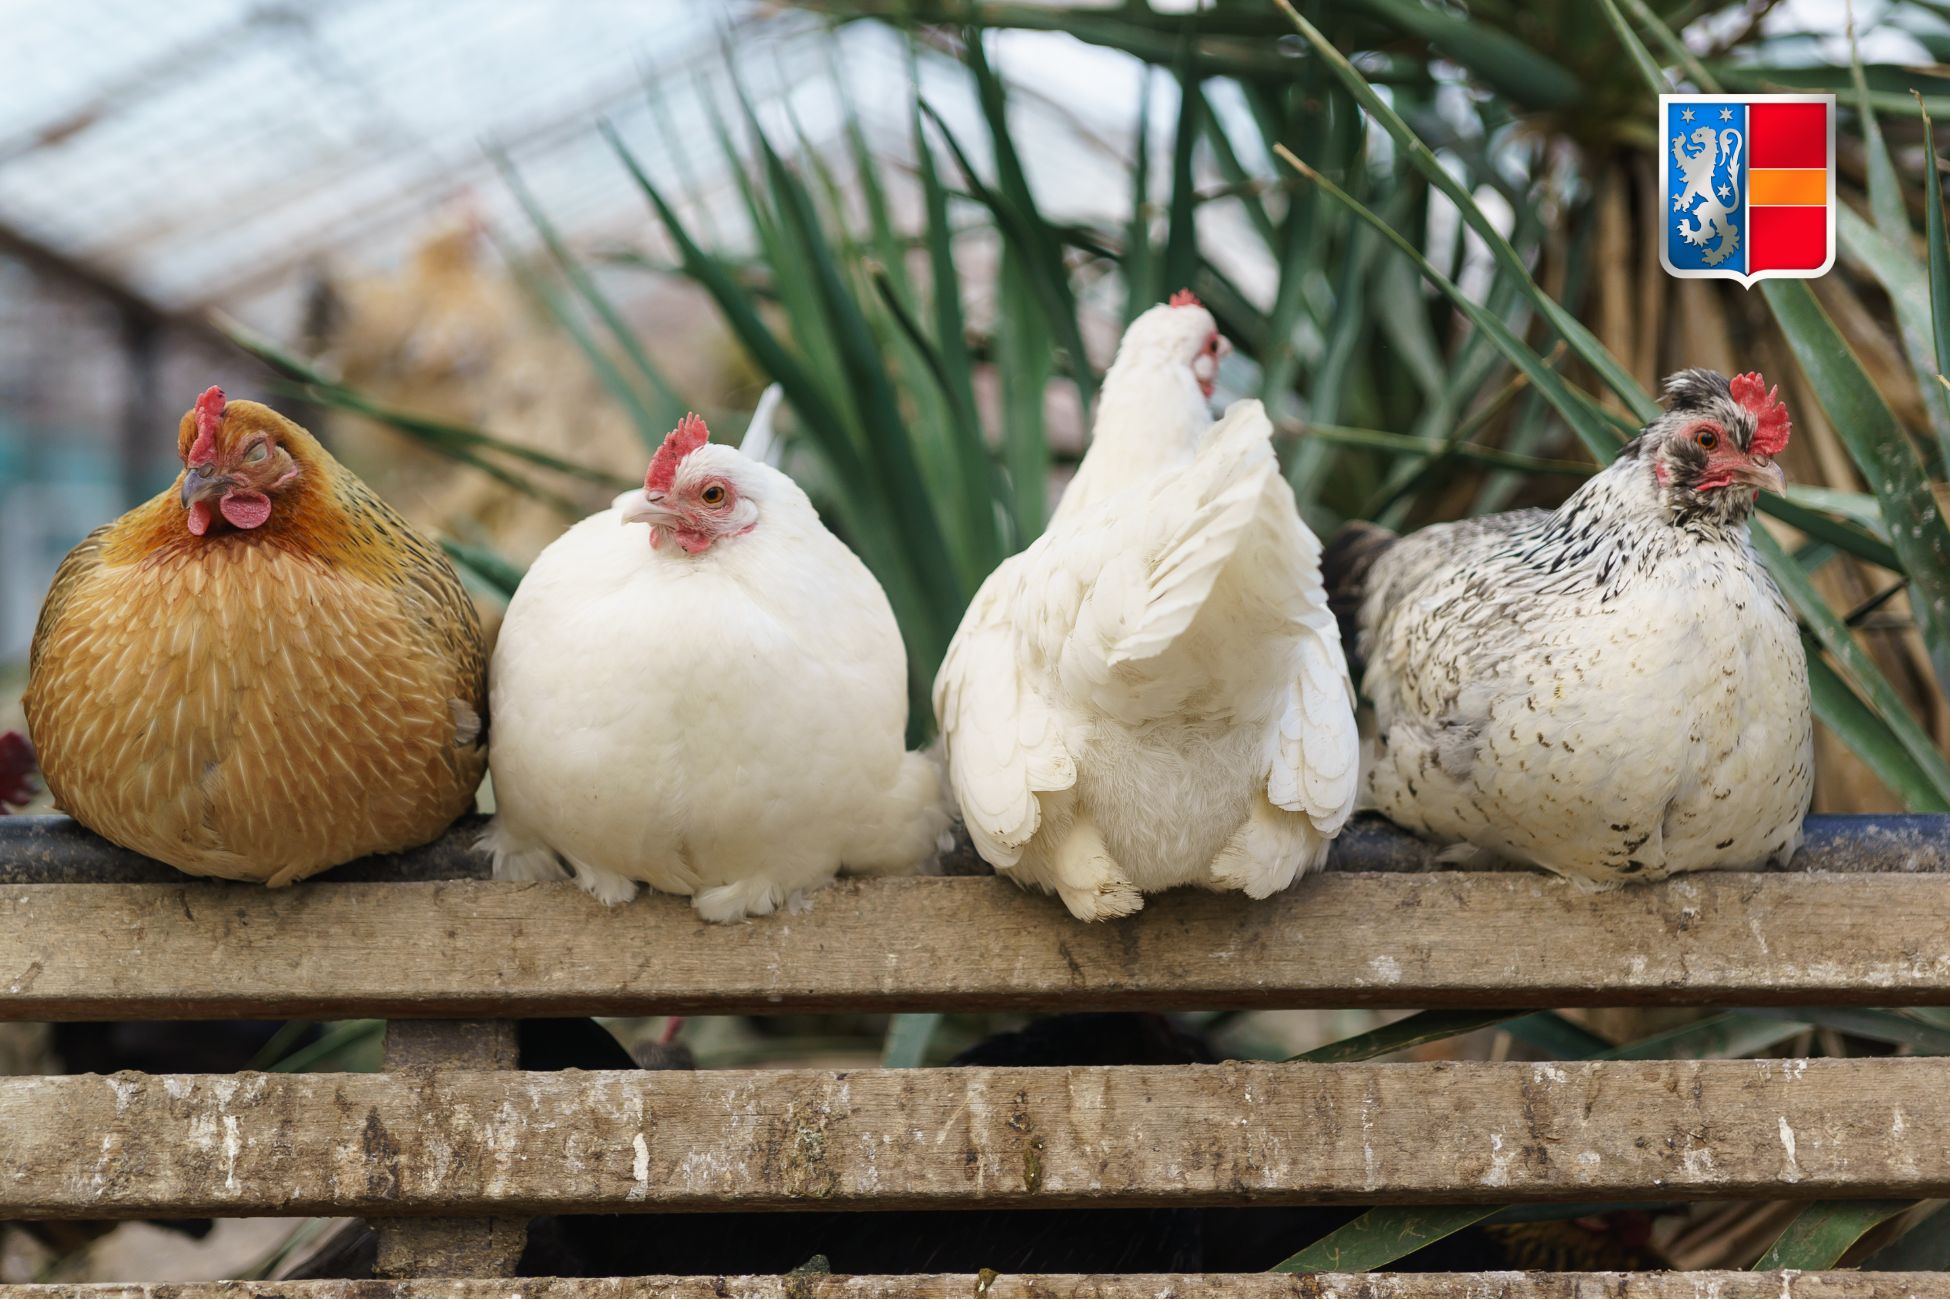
[1748,169,1826,206]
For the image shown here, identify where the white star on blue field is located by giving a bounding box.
[1720,107,1734,120]
[1681,108,1695,121]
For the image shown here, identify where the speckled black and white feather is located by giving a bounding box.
[1343,369,1813,888]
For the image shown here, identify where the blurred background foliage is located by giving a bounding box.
[226,0,1950,815]
[9,0,1950,1282]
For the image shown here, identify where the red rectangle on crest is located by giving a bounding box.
[1749,205,1828,271]
[1748,101,1829,168]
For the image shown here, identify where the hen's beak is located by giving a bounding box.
[181,466,231,507]
[1735,458,1787,495]
[1190,336,1232,399]
[619,491,677,527]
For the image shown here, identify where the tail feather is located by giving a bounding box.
[1106,400,1277,667]
[842,750,953,876]
[1321,521,1397,677]
[738,383,786,467]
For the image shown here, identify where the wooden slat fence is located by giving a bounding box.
[0,812,1946,1298]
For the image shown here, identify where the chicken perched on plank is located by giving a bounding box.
[24,388,487,883]
[1326,369,1812,887]
[482,411,946,920]
[934,295,1359,921]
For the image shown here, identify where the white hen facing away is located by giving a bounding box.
[482,413,945,920]
[935,299,1359,920]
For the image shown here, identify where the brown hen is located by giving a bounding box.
[23,387,487,883]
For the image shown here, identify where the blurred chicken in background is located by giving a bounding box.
[0,731,33,812]
[304,220,654,567]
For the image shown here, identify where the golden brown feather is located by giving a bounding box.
[23,394,487,884]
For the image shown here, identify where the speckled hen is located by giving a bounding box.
[24,388,487,883]
[1326,368,1812,887]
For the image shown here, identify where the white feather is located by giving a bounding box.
[738,382,786,467]
[935,305,1358,921]
[483,443,945,919]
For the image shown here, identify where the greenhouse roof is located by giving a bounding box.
[0,1,957,327]
[1,0,1907,337]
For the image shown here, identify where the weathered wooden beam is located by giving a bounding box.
[4,813,1944,886]
[0,816,496,886]
[4,867,1950,1019]
[4,1059,1947,1218]
[371,1021,525,1281]
[0,1274,1946,1299]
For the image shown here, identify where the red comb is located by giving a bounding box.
[1729,372,1790,458]
[188,386,225,464]
[1168,289,1202,309]
[646,412,710,492]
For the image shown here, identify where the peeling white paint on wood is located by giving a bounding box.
[628,1133,649,1201]
[4,1059,1947,1217]
[5,873,1950,1019]
[1778,1116,1802,1183]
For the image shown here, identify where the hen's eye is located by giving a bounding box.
[242,442,269,464]
[701,484,727,507]
[1695,428,1719,451]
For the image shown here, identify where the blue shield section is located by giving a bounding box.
[1665,98,1747,276]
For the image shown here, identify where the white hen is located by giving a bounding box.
[482,412,945,920]
[934,296,1360,921]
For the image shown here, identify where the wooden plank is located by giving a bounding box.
[370,1021,524,1281]
[4,813,1944,886]
[0,816,494,886]
[4,1059,1948,1217]
[4,869,1950,1020]
[2,1275,1949,1299]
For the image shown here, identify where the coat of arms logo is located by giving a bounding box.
[1659,94,1835,286]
